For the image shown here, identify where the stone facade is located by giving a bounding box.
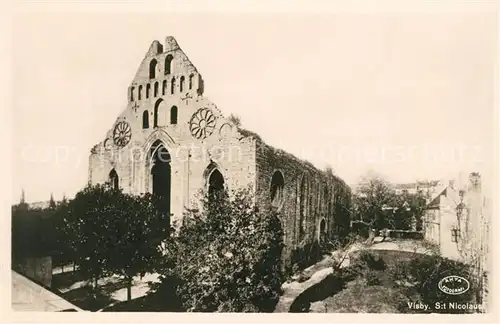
[88,36,352,263]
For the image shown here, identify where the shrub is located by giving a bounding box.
[392,254,478,313]
[357,251,386,271]
[155,188,284,312]
[365,270,382,286]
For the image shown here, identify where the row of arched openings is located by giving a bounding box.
[142,100,177,129]
[298,175,330,241]
[130,74,195,102]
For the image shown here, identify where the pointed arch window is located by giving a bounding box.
[146,83,151,98]
[162,80,167,95]
[130,86,135,102]
[138,85,143,100]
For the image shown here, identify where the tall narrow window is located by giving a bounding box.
[146,84,151,98]
[130,86,135,102]
[142,110,149,129]
[180,76,185,92]
[154,82,159,97]
[149,59,157,79]
[171,77,176,94]
[165,54,173,75]
[170,106,178,125]
[138,85,143,100]
[189,74,194,90]
[162,80,167,95]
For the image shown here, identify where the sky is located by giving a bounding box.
[11,8,497,203]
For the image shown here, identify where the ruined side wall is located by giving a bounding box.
[254,140,351,265]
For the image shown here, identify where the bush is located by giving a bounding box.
[155,188,284,312]
[357,251,386,271]
[392,254,478,313]
[365,270,382,286]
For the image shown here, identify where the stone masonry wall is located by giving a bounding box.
[254,140,351,266]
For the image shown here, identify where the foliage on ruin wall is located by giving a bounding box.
[154,188,284,312]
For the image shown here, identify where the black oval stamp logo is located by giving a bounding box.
[438,275,470,295]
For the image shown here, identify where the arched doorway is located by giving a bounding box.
[208,168,224,201]
[109,169,119,190]
[150,140,171,218]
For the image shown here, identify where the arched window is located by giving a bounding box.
[130,86,135,102]
[189,74,194,90]
[170,106,178,125]
[165,54,173,75]
[154,82,159,97]
[162,80,167,95]
[154,99,166,127]
[149,59,157,79]
[170,77,176,94]
[270,171,285,209]
[180,76,185,92]
[109,169,119,190]
[146,84,151,99]
[142,110,149,129]
[138,85,143,100]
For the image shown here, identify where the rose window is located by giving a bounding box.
[189,108,216,139]
[113,121,132,147]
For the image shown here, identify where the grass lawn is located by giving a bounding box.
[300,249,477,313]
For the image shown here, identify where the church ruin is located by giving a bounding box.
[88,36,352,262]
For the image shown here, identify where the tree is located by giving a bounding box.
[49,193,56,209]
[106,192,170,300]
[59,183,169,300]
[155,187,284,312]
[352,173,397,244]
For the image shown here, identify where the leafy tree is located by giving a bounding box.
[155,187,284,312]
[352,173,397,243]
[392,190,426,230]
[58,183,169,300]
[106,192,170,300]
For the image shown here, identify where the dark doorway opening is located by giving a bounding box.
[208,169,224,201]
[109,169,119,190]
